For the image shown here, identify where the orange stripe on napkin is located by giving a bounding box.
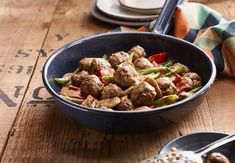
[222,41,235,76]
[137,26,149,32]
[202,48,214,61]
[173,8,190,39]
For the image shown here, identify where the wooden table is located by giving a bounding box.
[0,0,234,162]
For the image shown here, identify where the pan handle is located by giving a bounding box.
[151,0,182,34]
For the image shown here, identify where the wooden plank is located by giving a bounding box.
[0,0,59,157]
[206,78,235,132]
[177,78,235,135]
[1,0,235,162]
[202,0,235,19]
[189,0,235,19]
[176,98,215,134]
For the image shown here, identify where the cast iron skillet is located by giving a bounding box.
[42,0,216,133]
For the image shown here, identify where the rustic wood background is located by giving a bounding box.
[0,0,234,162]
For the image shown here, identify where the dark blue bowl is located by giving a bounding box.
[160,132,235,162]
[42,32,216,133]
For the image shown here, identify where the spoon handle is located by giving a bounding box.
[195,133,235,156]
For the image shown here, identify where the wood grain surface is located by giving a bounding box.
[0,0,235,162]
[0,0,59,157]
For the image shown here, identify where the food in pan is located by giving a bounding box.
[154,147,230,163]
[54,45,202,111]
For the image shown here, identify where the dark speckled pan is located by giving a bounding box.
[42,0,216,133]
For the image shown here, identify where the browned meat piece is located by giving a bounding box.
[180,76,193,87]
[81,75,103,98]
[96,97,121,109]
[116,96,134,111]
[144,77,162,97]
[128,45,146,60]
[163,88,177,95]
[130,82,157,106]
[157,77,178,95]
[133,57,153,69]
[170,62,190,74]
[71,70,89,87]
[114,63,139,88]
[205,152,230,163]
[108,51,129,69]
[183,72,202,88]
[135,106,151,110]
[79,58,94,72]
[101,83,124,99]
[90,58,111,75]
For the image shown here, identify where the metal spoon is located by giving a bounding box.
[142,133,235,163]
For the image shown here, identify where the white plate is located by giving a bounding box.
[119,4,161,15]
[119,0,166,10]
[96,0,158,21]
[90,0,151,27]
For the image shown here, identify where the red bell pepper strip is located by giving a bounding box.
[170,74,182,84]
[176,81,192,93]
[68,85,80,91]
[99,68,115,77]
[148,52,167,63]
[99,68,115,84]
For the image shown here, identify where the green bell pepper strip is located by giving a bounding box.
[54,77,70,85]
[55,67,80,85]
[138,67,170,75]
[128,53,134,63]
[102,54,108,60]
[146,73,161,79]
[73,67,80,74]
[102,76,114,83]
[161,60,173,67]
[165,67,185,77]
[153,94,179,107]
[190,86,203,94]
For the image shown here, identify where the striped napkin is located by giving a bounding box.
[117,2,235,76]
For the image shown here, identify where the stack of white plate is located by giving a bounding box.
[90,0,165,26]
